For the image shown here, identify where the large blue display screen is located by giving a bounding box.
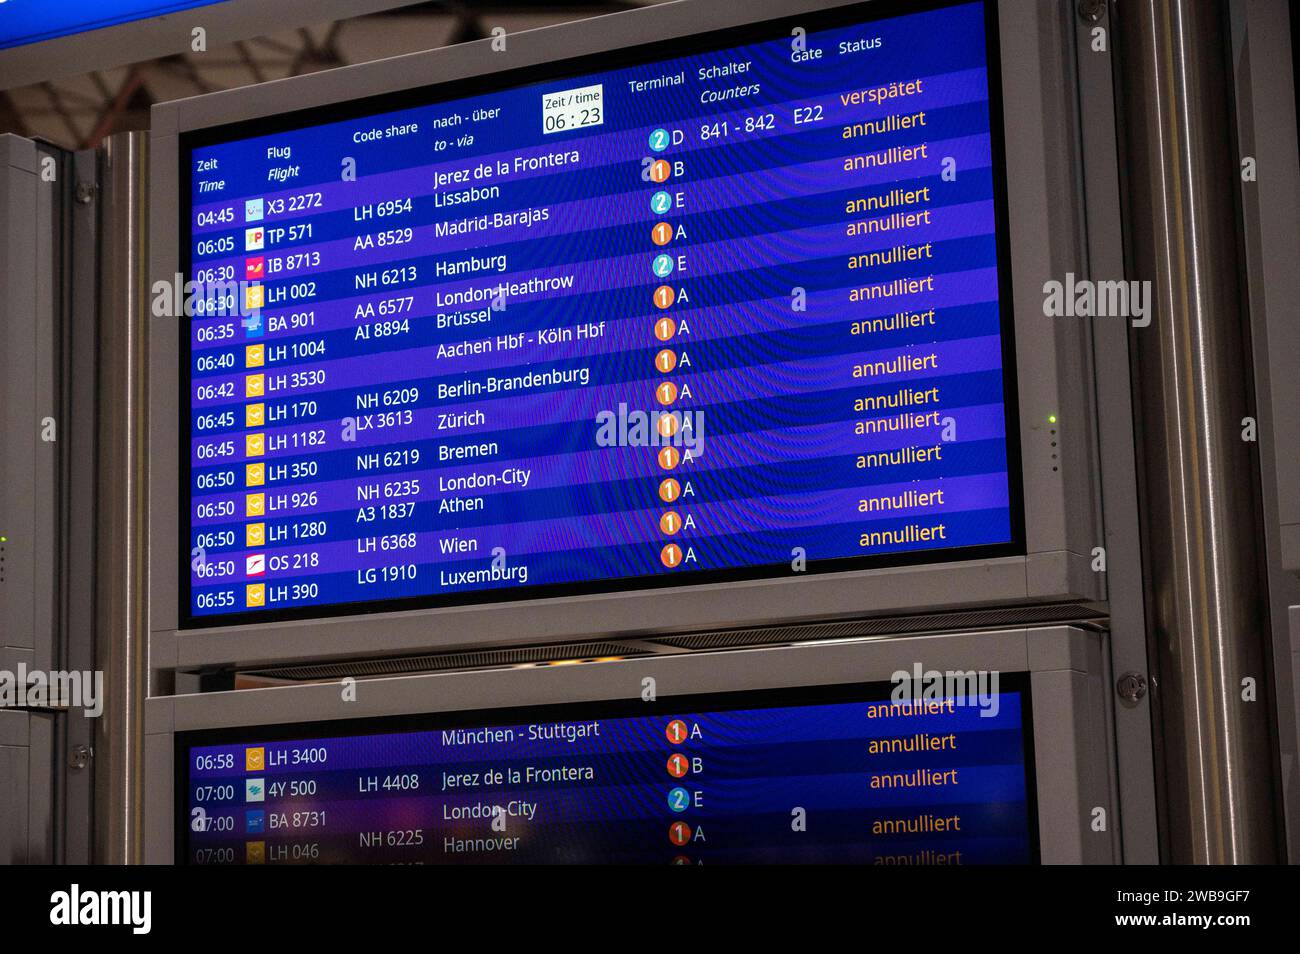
[0,0,228,51]
[179,681,1038,864]
[181,0,1021,625]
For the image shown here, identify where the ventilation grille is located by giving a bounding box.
[246,641,646,682]
[238,604,1103,683]
[649,603,1104,652]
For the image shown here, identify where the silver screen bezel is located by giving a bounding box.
[149,0,1104,672]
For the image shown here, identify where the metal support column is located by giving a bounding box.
[1114,0,1280,862]
[94,131,149,864]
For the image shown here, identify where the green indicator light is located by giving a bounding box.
[1047,415,1058,425]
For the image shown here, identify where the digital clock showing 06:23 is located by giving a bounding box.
[541,83,604,135]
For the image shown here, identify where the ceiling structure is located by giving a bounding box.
[0,1,661,150]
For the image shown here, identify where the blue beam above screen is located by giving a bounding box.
[179,681,1039,864]
[180,0,1022,626]
[0,0,229,51]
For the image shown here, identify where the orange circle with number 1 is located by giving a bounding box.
[654,317,676,342]
[654,285,675,309]
[667,752,689,777]
[665,719,688,743]
[651,222,673,246]
[656,381,677,406]
[660,512,681,536]
[655,349,677,373]
[650,159,671,183]
[661,543,682,568]
[657,412,680,438]
[658,446,680,470]
[669,821,691,846]
[659,478,681,503]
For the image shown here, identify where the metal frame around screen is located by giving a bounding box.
[149,0,1105,673]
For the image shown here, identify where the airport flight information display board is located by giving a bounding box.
[182,0,1020,624]
[178,681,1038,864]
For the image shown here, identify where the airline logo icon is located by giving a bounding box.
[245,433,264,457]
[245,523,266,547]
[245,256,265,280]
[242,313,264,338]
[245,553,266,577]
[245,462,265,486]
[245,403,265,427]
[246,841,266,864]
[245,373,265,397]
[245,747,265,771]
[245,582,265,606]
[245,810,266,834]
[245,493,265,517]
[245,226,264,251]
[245,198,264,222]
[244,284,264,311]
[245,778,265,802]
